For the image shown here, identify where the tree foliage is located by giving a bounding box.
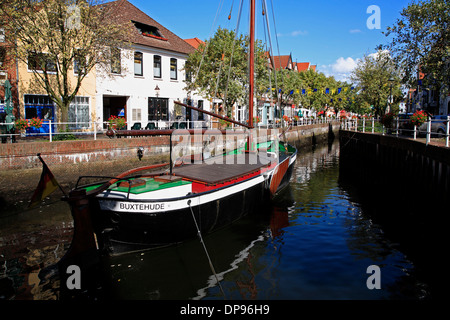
[350,50,403,117]
[184,27,268,117]
[382,0,450,93]
[0,0,132,127]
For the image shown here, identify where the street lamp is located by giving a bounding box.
[155,85,160,98]
[388,77,395,113]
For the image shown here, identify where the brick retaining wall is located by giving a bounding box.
[0,136,170,170]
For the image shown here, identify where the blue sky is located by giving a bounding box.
[129,0,412,83]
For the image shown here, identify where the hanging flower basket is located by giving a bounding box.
[410,110,427,127]
[29,117,43,129]
[14,119,29,131]
[380,112,395,128]
[108,115,126,129]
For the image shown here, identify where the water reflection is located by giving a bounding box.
[0,142,432,300]
[0,200,73,300]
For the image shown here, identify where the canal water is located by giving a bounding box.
[0,142,432,300]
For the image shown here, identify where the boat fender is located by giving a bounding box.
[110,212,121,224]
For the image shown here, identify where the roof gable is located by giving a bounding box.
[184,38,205,50]
[270,55,293,70]
[103,0,195,55]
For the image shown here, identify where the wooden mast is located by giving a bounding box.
[247,0,255,152]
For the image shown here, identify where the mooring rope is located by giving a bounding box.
[187,200,226,299]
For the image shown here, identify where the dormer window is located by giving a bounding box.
[132,21,168,41]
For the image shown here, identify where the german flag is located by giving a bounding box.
[29,154,64,208]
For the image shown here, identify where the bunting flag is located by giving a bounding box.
[269,86,355,96]
[28,154,64,208]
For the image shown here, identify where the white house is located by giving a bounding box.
[96,0,210,130]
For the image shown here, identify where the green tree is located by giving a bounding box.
[382,0,450,95]
[184,27,267,118]
[0,0,131,129]
[350,50,402,117]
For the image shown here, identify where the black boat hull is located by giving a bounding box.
[91,175,270,255]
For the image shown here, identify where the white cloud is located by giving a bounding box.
[368,49,390,60]
[291,30,308,36]
[349,29,362,34]
[321,57,360,83]
[332,57,358,73]
[277,30,308,37]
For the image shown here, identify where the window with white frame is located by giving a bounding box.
[154,55,161,78]
[74,49,86,75]
[68,96,90,129]
[110,47,121,74]
[170,58,177,80]
[28,52,57,72]
[134,52,143,76]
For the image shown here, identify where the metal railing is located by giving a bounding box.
[341,116,450,148]
[1,117,337,143]
[2,116,448,148]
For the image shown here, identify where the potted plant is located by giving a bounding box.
[14,118,29,130]
[380,112,395,128]
[29,117,43,129]
[219,118,231,129]
[410,110,427,127]
[282,115,291,123]
[108,115,126,129]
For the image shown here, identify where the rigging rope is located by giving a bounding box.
[187,200,227,299]
[194,0,226,85]
[268,0,284,124]
[223,0,245,112]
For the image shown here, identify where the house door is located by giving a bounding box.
[103,96,127,128]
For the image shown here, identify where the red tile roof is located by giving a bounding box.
[296,62,310,72]
[184,38,205,50]
[271,55,293,70]
[101,0,195,55]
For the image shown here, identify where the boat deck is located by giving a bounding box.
[172,153,275,185]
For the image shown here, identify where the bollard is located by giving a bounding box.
[49,120,52,142]
[446,116,449,148]
[395,117,399,137]
[426,118,431,145]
